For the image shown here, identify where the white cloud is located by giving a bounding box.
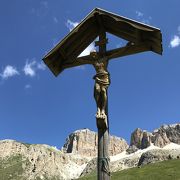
[136,11,143,17]
[65,19,96,57]
[23,60,36,77]
[135,10,151,25]
[53,17,58,24]
[0,65,19,79]
[40,1,48,8]
[169,35,180,48]
[37,62,46,70]
[79,43,96,57]
[0,59,46,82]
[178,26,180,34]
[66,19,79,31]
[23,59,46,77]
[142,19,150,24]
[25,84,32,89]
[30,1,48,17]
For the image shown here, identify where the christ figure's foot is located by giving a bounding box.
[95,109,101,119]
[100,110,106,119]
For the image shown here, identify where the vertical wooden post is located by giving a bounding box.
[97,122,110,180]
[97,31,110,180]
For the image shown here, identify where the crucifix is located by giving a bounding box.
[43,8,162,180]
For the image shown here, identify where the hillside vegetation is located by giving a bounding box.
[79,159,180,180]
[0,155,56,180]
[0,155,28,180]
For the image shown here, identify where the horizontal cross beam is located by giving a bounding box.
[61,42,152,70]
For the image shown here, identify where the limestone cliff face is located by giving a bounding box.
[130,123,180,149]
[0,124,179,179]
[130,128,144,149]
[0,129,128,180]
[62,128,129,156]
[62,129,98,156]
[0,140,90,180]
[153,124,180,146]
[130,129,152,149]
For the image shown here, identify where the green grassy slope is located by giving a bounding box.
[0,155,28,180]
[79,159,180,180]
[0,155,58,180]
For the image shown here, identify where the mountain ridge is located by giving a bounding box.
[0,123,180,180]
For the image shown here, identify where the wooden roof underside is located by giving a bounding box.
[43,8,162,76]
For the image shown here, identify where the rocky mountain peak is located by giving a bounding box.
[130,123,180,149]
[130,128,152,149]
[62,128,128,157]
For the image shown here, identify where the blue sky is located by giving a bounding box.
[0,0,180,148]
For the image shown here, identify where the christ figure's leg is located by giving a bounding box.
[94,83,101,118]
[100,86,107,119]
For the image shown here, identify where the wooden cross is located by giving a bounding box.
[43,8,162,180]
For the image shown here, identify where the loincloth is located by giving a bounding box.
[93,72,110,86]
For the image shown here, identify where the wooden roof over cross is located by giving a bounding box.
[43,8,162,76]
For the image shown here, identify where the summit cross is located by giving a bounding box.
[43,8,162,180]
